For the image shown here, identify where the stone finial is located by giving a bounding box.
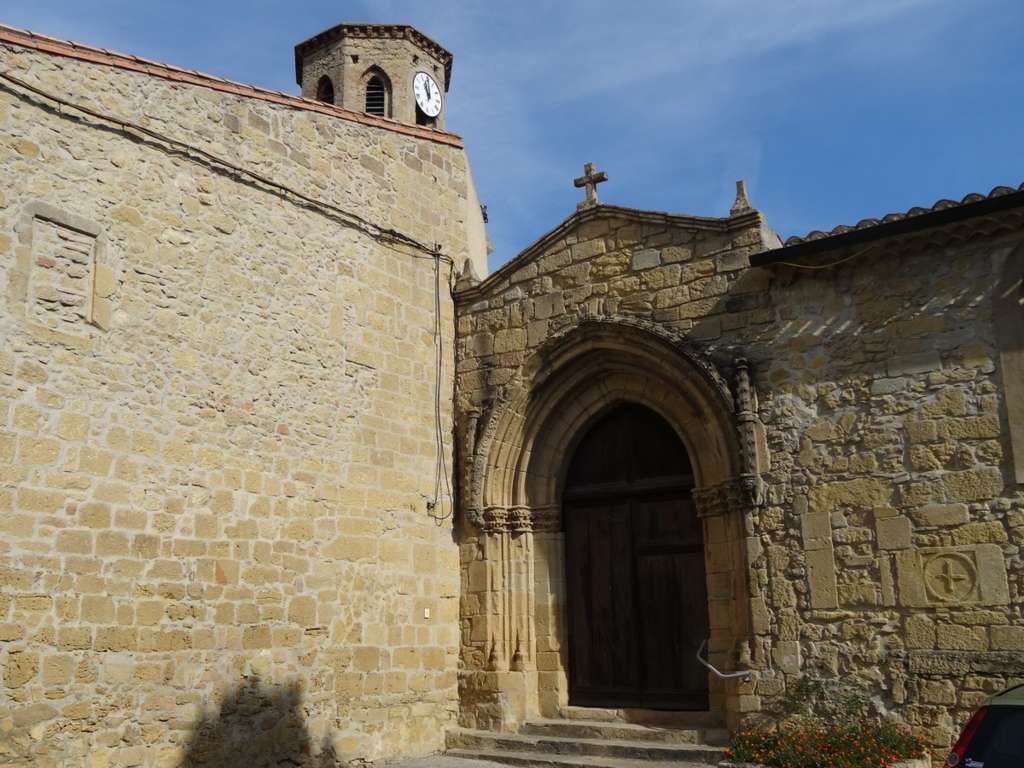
[730,179,753,215]
[454,257,481,292]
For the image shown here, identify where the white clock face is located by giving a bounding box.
[413,71,442,118]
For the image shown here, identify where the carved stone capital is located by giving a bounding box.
[531,505,561,533]
[692,480,746,518]
[481,505,509,534]
[739,473,766,508]
[508,506,532,534]
[473,504,561,534]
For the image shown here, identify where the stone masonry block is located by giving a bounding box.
[771,640,801,674]
[800,510,831,551]
[533,293,564,320]
[886,351,941,377]
[4,651,38,688]
[990,626,1024,650]
[808,478,890,513]
[876,516,913,550]
[631,248,661,270]
[942,468,1005,502]
[905,614,936,650]
[805,546,839,610]
[911,504,970,528]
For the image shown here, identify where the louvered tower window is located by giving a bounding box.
[316,76,334,105]
[365,76,387,116]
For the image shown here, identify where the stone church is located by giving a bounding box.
[0,18,1022,768]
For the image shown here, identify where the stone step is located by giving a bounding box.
[445,728,726,764]
[520,718,729,747]
[559,707,724,730]
[445,747,715,768]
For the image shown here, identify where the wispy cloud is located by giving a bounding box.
[407,0,977,263]
[4,0,1022,267]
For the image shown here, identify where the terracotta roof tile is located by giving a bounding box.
[783,183,1024,247]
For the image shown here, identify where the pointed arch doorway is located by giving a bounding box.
[459,320,759,731]
[564,403,709,710]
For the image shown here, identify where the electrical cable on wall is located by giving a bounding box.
[0,70,453,266]
[769,243,875,271]
[428,246,455,524]
[0,68,459,525]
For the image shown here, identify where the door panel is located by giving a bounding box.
[564,404,709,711]
[635,542,709,707]
[566,500,639,704]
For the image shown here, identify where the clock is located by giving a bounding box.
[413,71,442,118]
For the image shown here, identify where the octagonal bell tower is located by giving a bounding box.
[295,23,453,130]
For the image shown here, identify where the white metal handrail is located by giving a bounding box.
[696,639,756,684]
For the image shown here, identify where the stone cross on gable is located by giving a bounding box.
[574,162,608,210]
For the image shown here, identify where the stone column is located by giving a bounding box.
[692,479,760,730]
[481,506,536,673]
[460,504,548,730]
[530,506,567,718]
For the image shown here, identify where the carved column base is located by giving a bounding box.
[458,670,530,732]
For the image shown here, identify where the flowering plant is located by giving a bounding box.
[728,719,927,768]
[727,676,928,768]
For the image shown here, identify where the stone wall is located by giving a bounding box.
[453,200,1024,753]
[0,42,467,766]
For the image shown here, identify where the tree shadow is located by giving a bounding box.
[179,677,337,767]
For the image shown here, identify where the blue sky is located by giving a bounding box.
[4,1,1023,271]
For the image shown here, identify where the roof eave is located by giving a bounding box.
[0,25,463,148]
[753,188,1024,266]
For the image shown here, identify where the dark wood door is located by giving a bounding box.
[564,404,708,710]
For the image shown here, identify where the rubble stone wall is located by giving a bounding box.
[453,204,1024,753]
[0,44,465,766]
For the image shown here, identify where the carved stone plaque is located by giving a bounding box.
[923,551,978,603]
[896,544,1009,608]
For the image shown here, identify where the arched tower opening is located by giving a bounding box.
[363,69,391,117]
[315,75,335,104]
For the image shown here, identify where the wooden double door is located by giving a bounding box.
[563,404,709,710]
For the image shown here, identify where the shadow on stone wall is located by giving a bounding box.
[179,678,337,768]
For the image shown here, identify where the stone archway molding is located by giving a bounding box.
[457,317,767,731]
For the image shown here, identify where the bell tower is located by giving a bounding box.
[294,23,453,130]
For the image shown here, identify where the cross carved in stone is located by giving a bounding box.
[934,559,969,597]
[925,553,976,603]
[574,162,608,210]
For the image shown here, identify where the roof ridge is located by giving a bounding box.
[0,23,463,148]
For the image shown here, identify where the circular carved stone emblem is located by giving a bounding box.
[924,552,977,603]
